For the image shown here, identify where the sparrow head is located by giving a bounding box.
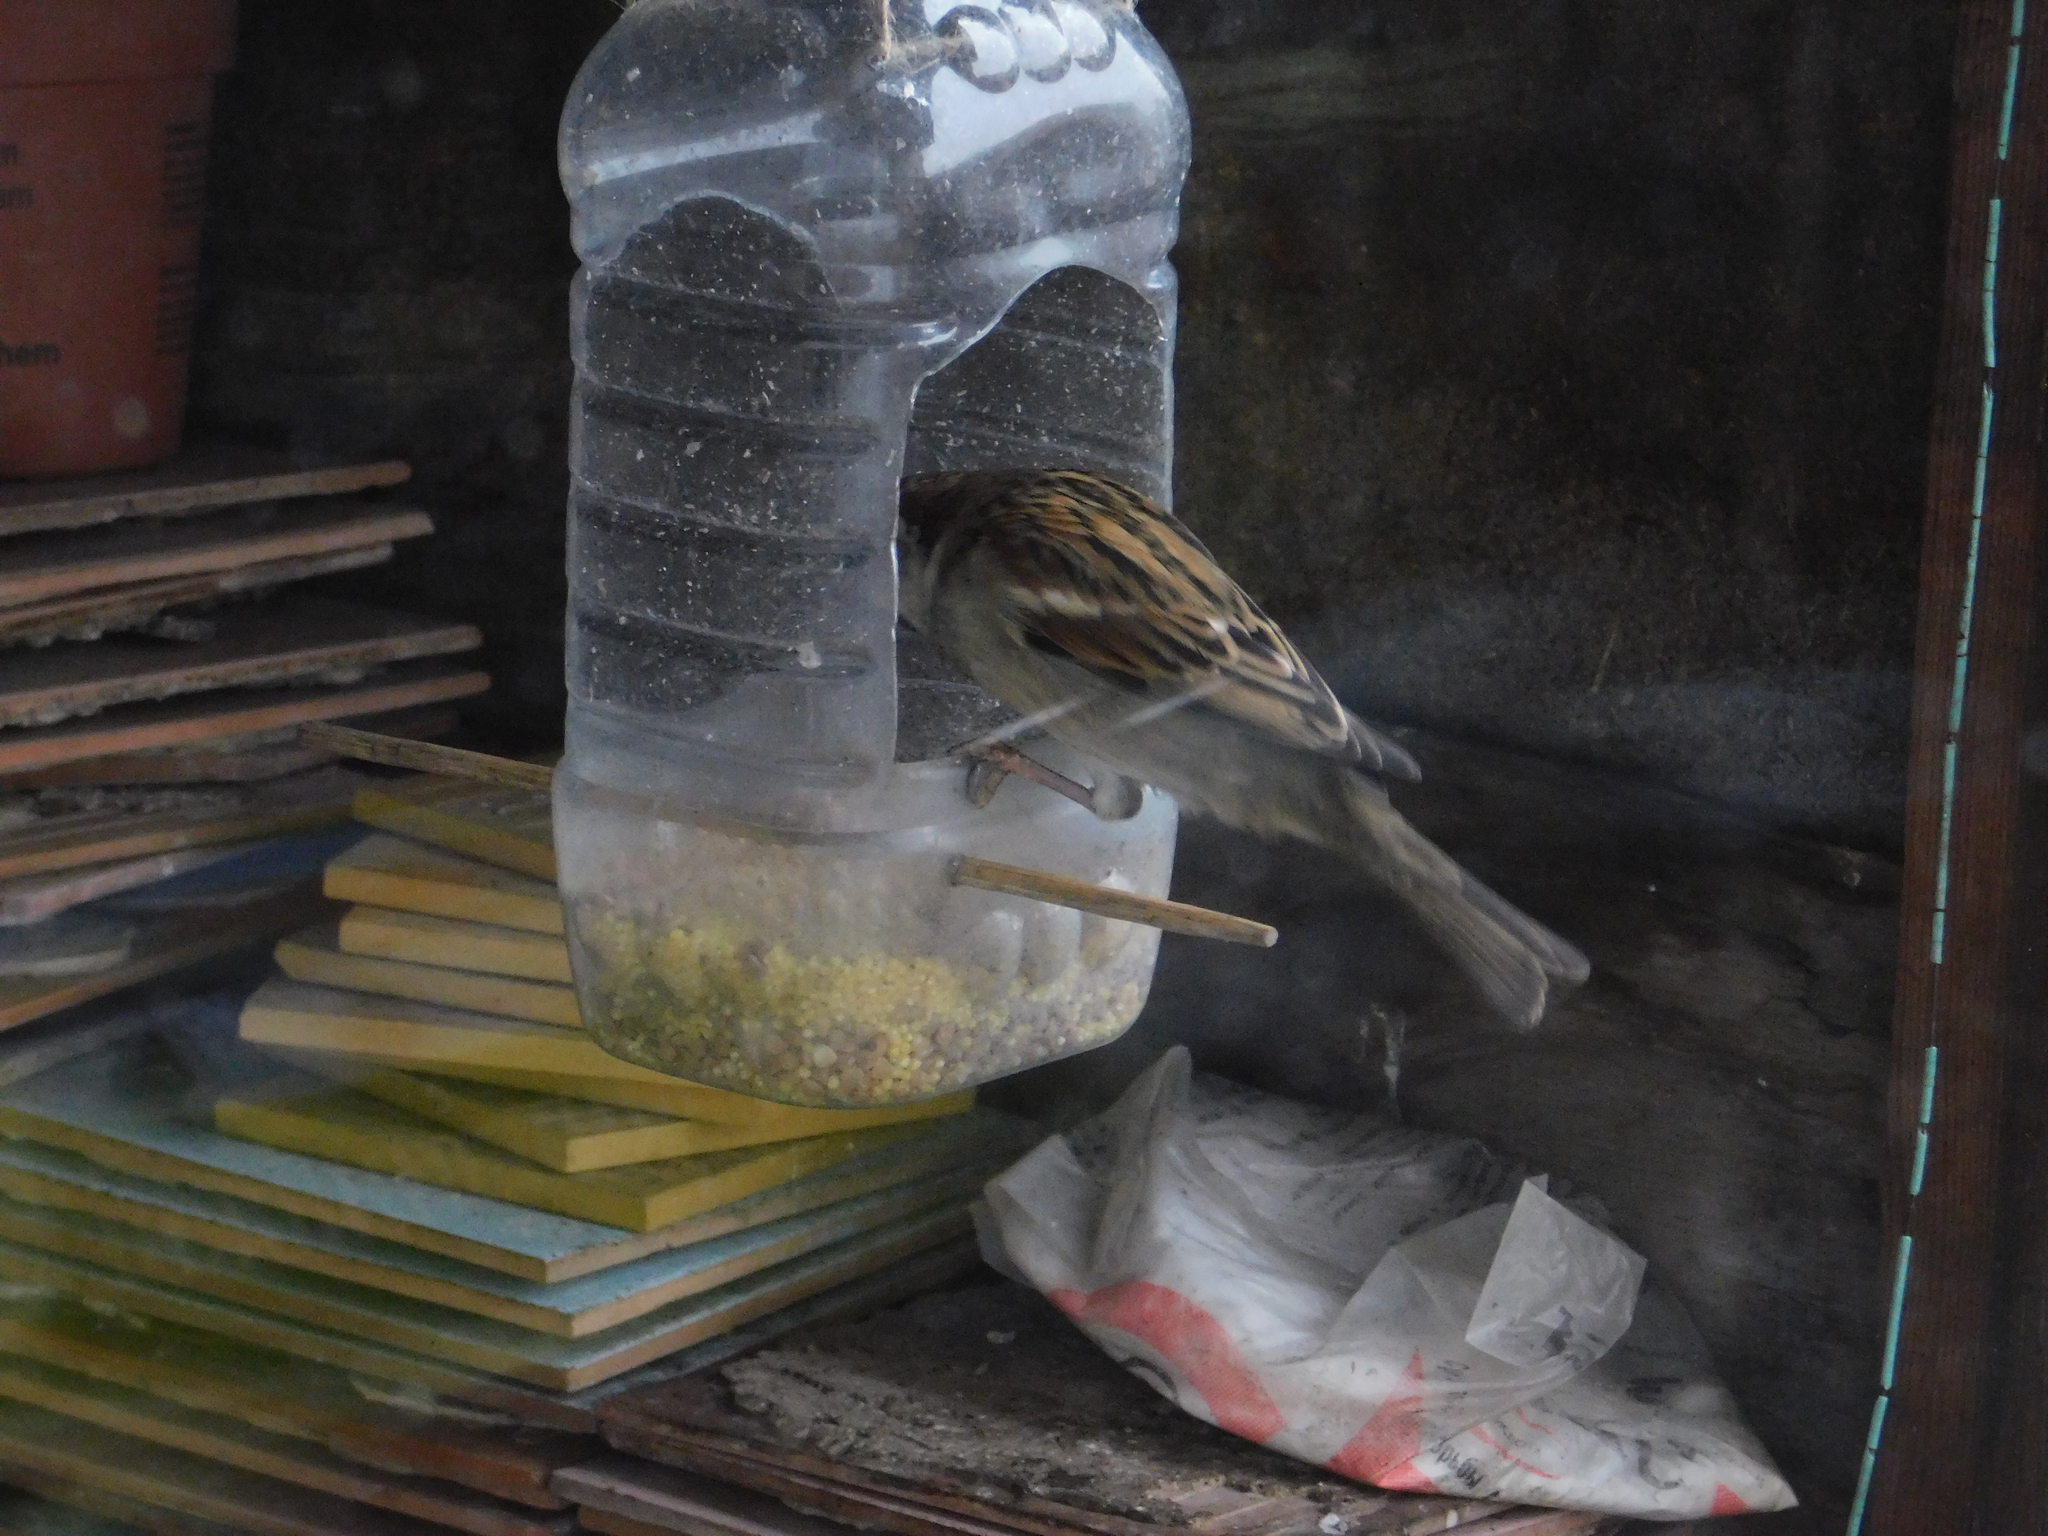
[896,470,1023,631]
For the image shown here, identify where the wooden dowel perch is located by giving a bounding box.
[302,724,1280,946]
[950,855,1278,947]
[298,722,555,791]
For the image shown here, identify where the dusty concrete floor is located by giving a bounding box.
[986,729,1893,1535]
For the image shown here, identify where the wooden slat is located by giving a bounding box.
[0,1136,981,1339]
[0,1230,986,1435]
[0,842,263,927]
[0,773,360,881]
[0,1297,590,1510]
[0,1462,248,1536]
[0,1352,574,1536]
[0,601,481,730]
[0,1186,977,1390]
[321,836,562,937]
[0,707,460,789]
[352,780,555,883]
[277,926,582,1030]
[0,885,333,1031]
[0,1039,1018,1282]
[0,503,433,611]
[235,981,975,1130]
[0,661,490,775]
[0,448,409,538]
[300,729,554,794]
[346,1075,861,1173]
[215,1078,998,1233]
[0,1398,464,1536]
[339,908,572,985]
[0,546,396,648]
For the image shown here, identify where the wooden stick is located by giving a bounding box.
[298,723,554,792]
[949,855,1277,947]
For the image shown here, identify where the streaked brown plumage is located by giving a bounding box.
[898,467,1589,1029]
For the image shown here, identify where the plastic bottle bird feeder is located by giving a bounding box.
[554,0,1192,1108]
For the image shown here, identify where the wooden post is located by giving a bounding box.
[1865,0,2048,1529]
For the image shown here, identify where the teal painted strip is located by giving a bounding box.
[1880,1233,1913,1391]
[1951,386,1994,733]
[1985,199,2003,367]
[2018,0,2030,40]
[2001,44,2022,158]
[1919,1045,1940,1123]
[1911,1127,1930,1197]
[1933,743,1957,963]
[1845,1395,1889,1536]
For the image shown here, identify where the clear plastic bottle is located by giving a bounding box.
[556,0,1191,1107]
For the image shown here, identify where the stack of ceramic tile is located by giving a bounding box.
[0,778,1022,1536]
[0,450,494,1035]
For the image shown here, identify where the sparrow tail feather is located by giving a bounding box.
[1332,775,1588,1030]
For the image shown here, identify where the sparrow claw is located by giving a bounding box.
[956,739,1117,817]
[965,757,1009,808]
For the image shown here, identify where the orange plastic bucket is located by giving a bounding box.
[0,0,237,478]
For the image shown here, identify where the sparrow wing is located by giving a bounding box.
[978,473,1420,780]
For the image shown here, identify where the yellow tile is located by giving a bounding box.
[236,979,974,1131]
[352,777,554,881]
[323,833,561,935]
[275,924,582,1030]
[214,1080,979,1232]
[339,907,571,984]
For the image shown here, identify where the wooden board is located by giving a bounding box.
[0,1456,288,1536]
[0,601,482,730]
[339,910,571,986]
[343,1075,861,1173]
[217,1080,1010,1233]
[557,1470,1603,1536]
[0,1352,573,1536]
[0,1032,1023,1278]
[0,1484,168,1536]
[0,1183,976,1390]
[0,1134,980,1339]
[0,1008,157,1088]
[353,781,555,883]
[0,449,409,538]
[0,885,332,1031]
[0,772,363,882]
[323,838,562,937]
[578,1506,840,1536]
[1868,3,2048,1530]
[0,547,398,649]
[278,927,580,1031]
[0,503,435,612]
[0,708,459,789]
[553,1460,859,1536]
[593,1289,1612,1536]
[0,1296,590,1510]
[0,662,491,775]
[0,842,267,926]
[236,982,976,1131]
[0,1397,477,1536]
[0,1230,985,1436]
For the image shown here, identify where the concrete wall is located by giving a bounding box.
[193,1,1955,849]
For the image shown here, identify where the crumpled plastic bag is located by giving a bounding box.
[974,1047,1795,1521]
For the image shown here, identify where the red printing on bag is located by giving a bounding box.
[1710,1485,1750,1515]
[1046,1282,1287,1442]
[1325,1352,1438,1492]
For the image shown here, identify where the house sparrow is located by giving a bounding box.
[896,467,1589,1029]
